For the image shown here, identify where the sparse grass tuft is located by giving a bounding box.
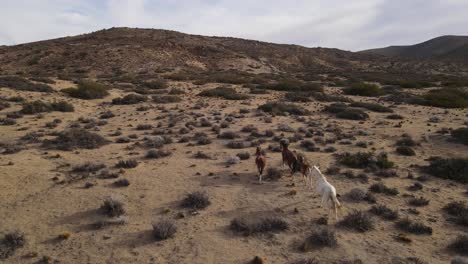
[116,159,138,169]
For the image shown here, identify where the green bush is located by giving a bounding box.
[349,102,393,113]
[422,88,468,108]
[424,157,468,183]
[199,87,250,100]
[143,79,168,89]
[336,108,369,120]
[258,102,311,116]
[21,100,74,114]
[451,127,468,145]
[338,152,394,169]
[62,81,109,99]
[343,83,384,97]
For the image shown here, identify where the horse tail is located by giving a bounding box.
[330,193,342,209]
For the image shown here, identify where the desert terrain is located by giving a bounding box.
[0,28,467,264]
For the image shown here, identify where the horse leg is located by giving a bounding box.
[320,194,325,208]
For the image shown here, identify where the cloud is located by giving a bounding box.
[0,0,467,51]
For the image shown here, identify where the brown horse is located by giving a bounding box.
[296,154,312,188]
[280,141,298,176]
[255,146,266,183]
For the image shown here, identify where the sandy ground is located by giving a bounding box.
[0,80,467,264]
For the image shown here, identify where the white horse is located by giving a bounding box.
[310,165,341,220]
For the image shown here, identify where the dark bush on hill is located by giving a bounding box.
[112,94,146,105]
[451,127,468,145]
[199,87,250,100]
[258,102,311,116]
[0,76,53,92]
[343,83,384,97]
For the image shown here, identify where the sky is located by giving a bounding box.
[0,0,467,51]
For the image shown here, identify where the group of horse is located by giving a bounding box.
[254,140,342,219]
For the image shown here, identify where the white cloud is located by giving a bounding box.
[0,0,466,51]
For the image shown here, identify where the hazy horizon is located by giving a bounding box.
[1,0,467,51]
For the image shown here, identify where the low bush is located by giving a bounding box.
[230,216,288,236]
[112,94,146,105]
[387,114,403,120]
[143,79,168,89]
[349,102,393,113]
[302,228,337,250]
[343,83,384,97]
[258,102,311,116]
[100,197,125,217]
[152,95,182,103]
[395,218,432,234]
[181,191,211,209]
[451,127,468,145]
[145,149,171,159]
[337,152,394,169]
[421,88,468,108]
[199,87,250,100]
[113,178,130,187]
[408,197,430,207]
[152,219,177,240]
[0,76,53,92]
[369,182,399,196]
[338,210,374,232]
[369,204,399,220]
[116,159,138,169]
[0,231,26,259]
[266,167,282,180]
[43,128,109,150]
[20,100,74,114]
[62,80,109,99]
[236,152,251,160]
[423,157,468,183]
[336,108,369,120]
[396,146,416,156]
[448,235,468,256]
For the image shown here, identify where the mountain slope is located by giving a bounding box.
[361,35,468,62]
[0,28,465,78]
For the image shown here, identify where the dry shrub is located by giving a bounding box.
[181,191,211,209]
[230,216,288,236]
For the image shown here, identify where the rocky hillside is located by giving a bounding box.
[0,28,465,78]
